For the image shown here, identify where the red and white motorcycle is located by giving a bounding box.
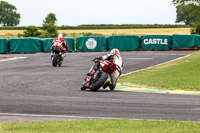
[51,42,66,67]
[80,59,116,92]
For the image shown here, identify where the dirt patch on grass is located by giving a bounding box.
[120,82,153,89]
[156,62,177,69]
[0,57,10,60]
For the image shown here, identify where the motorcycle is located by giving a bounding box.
[80,59,114,92]
[51,42,65,67]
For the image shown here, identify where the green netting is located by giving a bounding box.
[0,38,9,53]
[10,37,42,53]
[172,34,198,48]
[141,35,171,51]
[108,35,139,51]
[76,36,108,52]
[42,37,74,52]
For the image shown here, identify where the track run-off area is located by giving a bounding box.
[0,51,200,122]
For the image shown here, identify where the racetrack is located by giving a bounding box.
[0,51,200,122]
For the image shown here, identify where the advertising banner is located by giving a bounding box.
[76,36,108,52]
[141,35,171,50]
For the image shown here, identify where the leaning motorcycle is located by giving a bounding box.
[80,59,110,92]
[51,42,65,67]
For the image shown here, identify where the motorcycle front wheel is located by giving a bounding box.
[90,72,108,92]
[52,53,59,67]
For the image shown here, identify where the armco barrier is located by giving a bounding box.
[172,34,200,48]
[141,35,171,51]
[76,36,108,52]
[0,38,9,53]
[108,35,139,51]
[42,37,74,52]
[10,37,42,53]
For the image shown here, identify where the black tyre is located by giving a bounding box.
[80,85,87,90]
[90,72,108,92]
[52,54,58,67]
[58,61,62,67]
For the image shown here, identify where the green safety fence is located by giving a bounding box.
[0,38,9,53]
[172,34,200,48]
[141,35,171,51]
[108,35,139,51]
[9,37,42,53]
[195,35,200,48]
[76,36,108,52]
[42,37,74,52]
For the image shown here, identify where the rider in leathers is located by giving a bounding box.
[87,49,123,90]
[51,33,68,59]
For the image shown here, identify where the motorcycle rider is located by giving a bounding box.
[87,48,123,90]
[51,33,68,59]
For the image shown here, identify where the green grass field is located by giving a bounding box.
[119,51,200,91]
[0,119,200,133]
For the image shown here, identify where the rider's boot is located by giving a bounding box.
[102,81,112,89]
[50,52,53,60]
[61,53,66,59]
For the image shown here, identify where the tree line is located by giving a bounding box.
[0,24,189,30]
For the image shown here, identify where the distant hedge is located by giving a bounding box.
[0,26,42,30]
[59,24,190,29]
[0,24,190,30]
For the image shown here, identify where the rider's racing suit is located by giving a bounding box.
[88,53,123,90]
[51,37,68,58]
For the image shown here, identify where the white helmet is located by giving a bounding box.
[110,48,120,55]
[58,33,63,38]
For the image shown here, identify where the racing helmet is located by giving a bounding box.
[58,33,64,38]
[110,48,120,55]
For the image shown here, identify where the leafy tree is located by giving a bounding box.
[173,0,200,34]
[176,4,200,25]
[41,23,58,38]
[40,13,58,38]
[43,13,57,25]
[0,1,20,26]
[191,22,200,34]
[173,0,200,5]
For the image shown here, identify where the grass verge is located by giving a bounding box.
[0,119,200,133]
[119,51,200,91]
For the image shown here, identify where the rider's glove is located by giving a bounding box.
[95,56,101,60]
[93,56,101,61]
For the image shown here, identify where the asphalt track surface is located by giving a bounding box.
[0,51,200,123]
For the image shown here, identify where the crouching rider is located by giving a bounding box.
[87,49,123,90]
[51,33,68,59]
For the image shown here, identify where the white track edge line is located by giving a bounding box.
[0,57,27,62]
[121,54,191,77]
